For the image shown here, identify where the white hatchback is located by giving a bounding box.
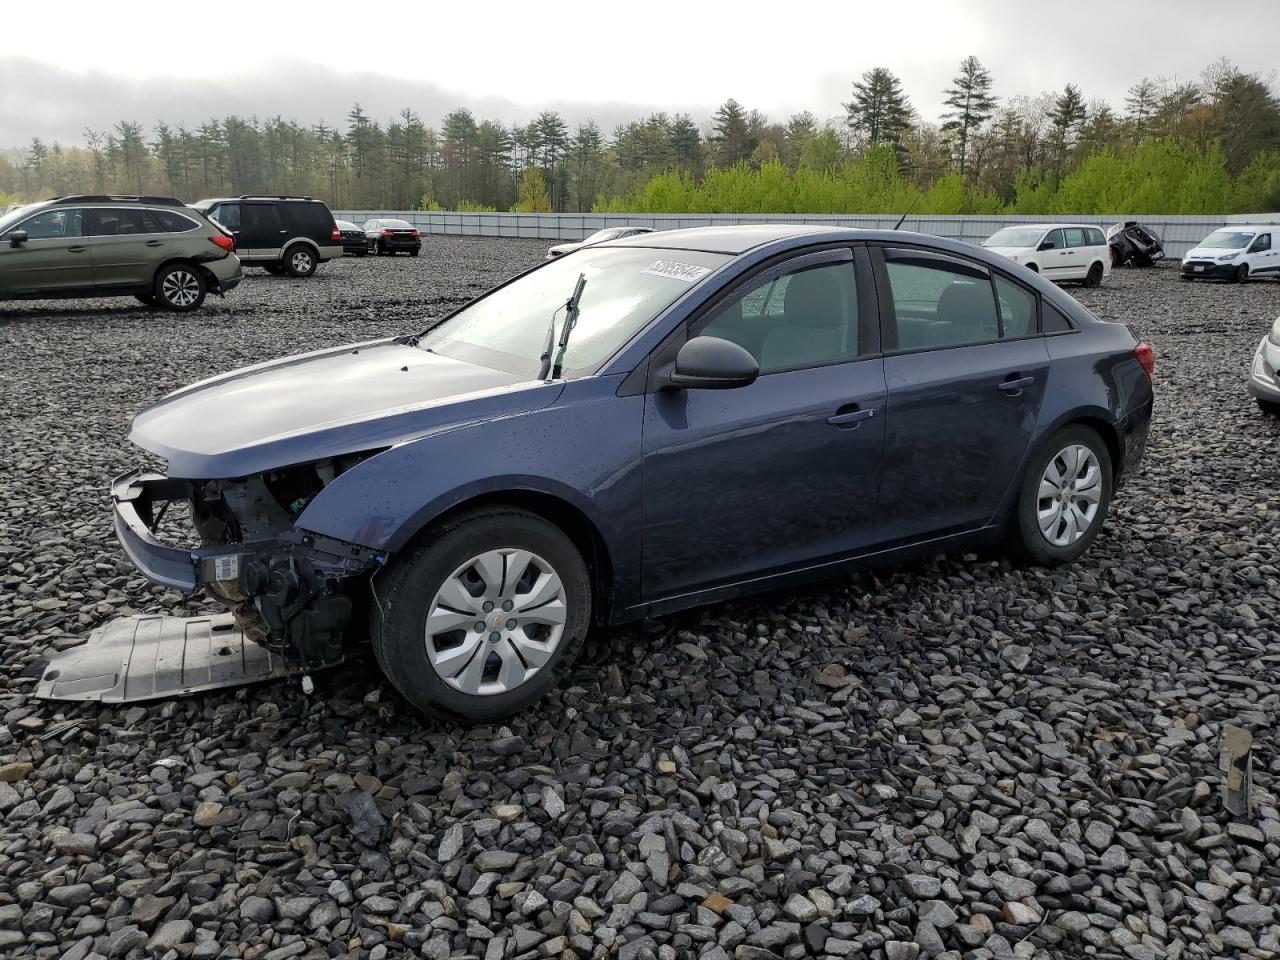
[1181,225,1280,283]
[982,224,1111,286]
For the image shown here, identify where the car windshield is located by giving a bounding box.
[418,247,730,378]
[0,205,35,234]
[383,219,413,229]
[1201,230,1255,250]
[336,220,357,230]
[583,228,625,244]
[983,226,1047,248]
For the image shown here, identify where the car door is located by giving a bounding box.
[87,207,163,288]
[1246,232,1278,275]
[873,246,1051,545]
[1037,228,1067,279]
[0,207,90,294]
[1059,227,1089,279]
[240,202,287,260]
[640,246,887,600]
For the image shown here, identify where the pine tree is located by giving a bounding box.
[1048,84,1088,175]
[1125,78,1158,134]
[941,56,997,176]
[845,68,912,152]
[711,99,753,166]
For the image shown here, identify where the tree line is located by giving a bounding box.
[2,56,1278,215]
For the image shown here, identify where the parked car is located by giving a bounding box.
[192,196,342,277]
[109,225,1153,720]
[362,218,421,256]
[547,226,655,259]
[1107,221,1165,268]
[1181,225,1279,282]
[335,220,368,257]
[981,224,1111,286]
[1247,316,1280,414]
[0,195,241,311]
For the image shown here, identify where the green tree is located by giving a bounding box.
[710,99,754,167]
[1125,78,1158,135]
[512,167,552,212]
[1048,84,1088,175]
[845,68,911,153]
[941,56,997,176]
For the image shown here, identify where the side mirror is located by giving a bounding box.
[1037,240,1054,251]
[8,229,28,247]
[665,336,759,390]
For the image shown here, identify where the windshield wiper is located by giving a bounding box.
[538,272,587,381]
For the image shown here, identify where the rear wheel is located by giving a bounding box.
[371,507,591,721]
[1084,262,1104,288]
[1258,399,1280,416]
[154,263,206,312]
[285,245,317,278]
[1007,425,1113,566]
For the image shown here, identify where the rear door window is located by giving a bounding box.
[994,275,1038,339]
[883,254,1000,350]
[243,203,284,232]
[1063,227,1087,248]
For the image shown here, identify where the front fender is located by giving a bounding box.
[294,375,646,610]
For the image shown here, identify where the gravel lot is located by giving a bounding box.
[1,239,1279,960]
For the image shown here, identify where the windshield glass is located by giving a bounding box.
[983,226,1047,248]
[418,247,730,378]
[0,205,35,235]
[383,219,413,229]
[583,228,624,244]
[1201,230,1254,250]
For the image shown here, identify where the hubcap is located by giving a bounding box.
[1037,444,1102,547]
[424,548,567,696]
[161,270,199,306]
[292,251,312,272]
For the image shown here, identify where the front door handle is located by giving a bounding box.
[827,406,875,428]
[67,246,88,253]
[999,375,1036,394]
[145,240,164,247]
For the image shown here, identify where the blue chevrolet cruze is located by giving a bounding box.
[112,225,1154,719]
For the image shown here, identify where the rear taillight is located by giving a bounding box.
[381,229,394,237]
[411,229,420,238]
[209,235,235,253]
[1135,342,1154,379]
[331,227,341,241]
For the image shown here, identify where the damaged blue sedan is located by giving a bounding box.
[111,225,1154,720]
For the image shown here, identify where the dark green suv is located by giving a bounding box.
[0,195,243,311]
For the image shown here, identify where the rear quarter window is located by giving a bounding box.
[1086,227,1106,246]
[287,202,337,236]
[152,210,199,233]
[1042,301,1075,333]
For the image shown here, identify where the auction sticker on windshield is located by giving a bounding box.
[641,260,712,283]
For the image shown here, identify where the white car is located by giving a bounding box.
[1248,317,1280,414]
[981,224,1111,286]
[1181,225,1280,283]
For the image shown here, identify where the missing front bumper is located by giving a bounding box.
[34,612,341,703]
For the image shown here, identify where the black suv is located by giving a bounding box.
[191,196,343,277]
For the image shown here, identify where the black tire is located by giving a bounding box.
[1232,264,1249,284]
[1006,424,1113,566]
[1084,262,1104,288]
[154,263,206,312]
[1180,274,1194,282]
[377,240,387,256]
[1258,398,1280,416]
[371,507,591,722]
[410,249,420,258]
[1026,263,1039,273]
[284,245,318,278]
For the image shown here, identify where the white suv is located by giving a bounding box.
[1181,225,1279,283]
[982,224,1111,286]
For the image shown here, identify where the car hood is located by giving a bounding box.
[1183,245,1241,261]
[131,338,561,479]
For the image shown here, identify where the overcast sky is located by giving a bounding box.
[3,0,1276,147]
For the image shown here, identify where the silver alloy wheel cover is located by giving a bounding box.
[292,249,313,272]
[424,548,567,696]
[161,269,200,306]
[1037,443,1102,547]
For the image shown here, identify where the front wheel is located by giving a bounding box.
[371,507,591,721]
[155,263,206,312]
[1233,264,1249,284]
[1084,262,1104,288]
[285,246,318,277]
[410,249,420,258]
[1007,425,1113,566]
[1258,398,1280,416]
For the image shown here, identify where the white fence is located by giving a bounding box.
[336,211,1280,258]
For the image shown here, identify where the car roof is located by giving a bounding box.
[611,224,858,254]
[995,223,1101,231]
[1209,224,1270,231]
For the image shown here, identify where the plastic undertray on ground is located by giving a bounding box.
[34,612,318,703]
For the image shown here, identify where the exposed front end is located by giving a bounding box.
[1248,333,1280,405]
[111,459,384,672]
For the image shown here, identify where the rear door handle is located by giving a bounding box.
[67,246,88,253]
[827,406,875,428]
[145,240,164,247]
[999,375,1036,393]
